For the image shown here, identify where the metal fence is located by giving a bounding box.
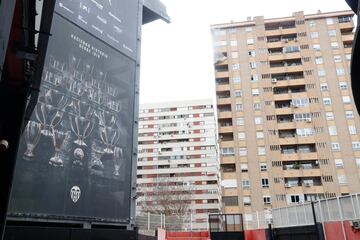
[271,193,360,228]
[135,212,202,232]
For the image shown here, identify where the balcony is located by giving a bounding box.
[215,71,229,78]
[275,107,293,115]
[341,34,354,42]
[217,97,231,105]
[278,121,296,130]
[216,84,230,91]
[339,21,354,31]
[279,137,296,145]
[221,155,236,164]
[219,125,233,133]
[219,133,234,142]
[274,93,291,101]
[218,111,232,119]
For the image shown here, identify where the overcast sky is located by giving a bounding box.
[139,0,351,104]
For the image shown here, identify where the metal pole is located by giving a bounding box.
[311,201,320,240]
[256,211,260,229]
[337,197,347,240]
[147,212,150,231]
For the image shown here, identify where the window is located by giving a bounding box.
[326,112,334,120]
[234,90,242,97]
[310,32,319,38]
[323,98,332,105]
[309,20,316,27]
[346,54,352,61]
[331,142,341,151]
[245,27,253,32]
[247,39,254,45]
[292,98,309,107]
[220,147,235,156]
[260,163,267,171]
[253,103,261,110]
[222,179,237,188]
[242,179,250,188]
[338,175,347,185]
[334,55,342,63]
[326,18,334,24]
[335,159,344,168]
[352,142,360,150]
[237,118,245,125]
[328,30,337,36]
[256,131,264,139]
[238,132,246,140]
[232,64,240,70]
[231,52,239,58]
[240,164,248,172]
[223,196,239,206]
[294,113,312,122]
[230,40,237,46]
[243,196,251,205]
[349,125,357,135]
[345,111,354,119]
[239,148,248,156]
[339,82,348,90]
[336,68,345,76]
[249,50,256,57]
[250,62,257,69]
[263,196,271,204]
[315,57,323,64]
[251,74,258,82]
[287,195,303,204]
[320,83,328,91]
[297,128,314,137]
[356,159,360,168]
[233,76,241,84]
[343,96,351,104]
[313,44,320,51]
[331,42,339,49]
[258,147,266,155]
[229,28,237,33]
[255,117,262,125]
[318,70,326,77]
[261,178,269,188]
[329,126,338,136]
[235,104,243,111]
[252,89,260,96]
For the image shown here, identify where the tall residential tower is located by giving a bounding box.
[211,10,360,214]
[136,100,221,230]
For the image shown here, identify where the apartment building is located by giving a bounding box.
[136,100,221,229]
[211,10,360,215]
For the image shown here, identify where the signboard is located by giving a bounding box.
[8,9,137,222]
[55,0,138,59]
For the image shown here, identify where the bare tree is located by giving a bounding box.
[138,177,193,220]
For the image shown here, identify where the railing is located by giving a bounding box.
[136,212,209,232]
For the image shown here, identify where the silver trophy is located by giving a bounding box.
[90,141,105,170]
[49,129,69,167]
[95,110,117,128]
[88,88,105,105]
[44,88,68,110]
[69,115,94,146]
[113,146,123,176]
[99,126,119,154]
[70,100,94,119]
[35,103,64,136]
[66,79,85,97]
[23,121,42,160]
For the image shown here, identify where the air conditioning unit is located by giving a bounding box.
[285,183,292,188]
[350,220,360,230]
[284,39,288,43]
[304,183,312,187]
[272,78,277,83]
[306,119,312,123]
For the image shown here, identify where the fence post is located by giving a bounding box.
[160,213,163,229]
[337,197,347,240]
[148,212,150,231]
[311,201,320,240]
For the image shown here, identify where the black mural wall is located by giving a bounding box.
[8,0,139,223]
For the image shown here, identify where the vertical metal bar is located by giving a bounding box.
[318,199,327,240]
[311,201,320,240]
[256,211,260,229]
[356,194,360,219]
[147,212,150,231]
[337,197,347,240]
[350,195,356,219]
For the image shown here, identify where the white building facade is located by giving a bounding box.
[136,99,221,230]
